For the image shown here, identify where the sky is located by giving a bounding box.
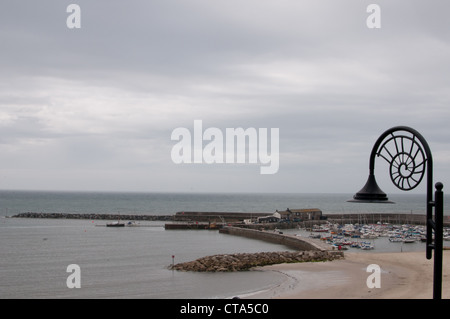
[1,0,450,194]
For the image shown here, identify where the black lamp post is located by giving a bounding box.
[348,126,444,299]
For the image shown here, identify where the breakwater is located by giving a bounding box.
[220,226,334,251]
[170,250,344,272]
[171,227,342,272]
[12,211,449,227]
[323,213,450,227]
[12,212,173,221]
[325,213,427,225]
[173,211,269,222]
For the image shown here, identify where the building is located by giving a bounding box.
[256,212,281,223]
[276,208,322,221]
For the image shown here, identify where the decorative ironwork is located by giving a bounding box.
[350,125,444,299]
[375,132,427,191]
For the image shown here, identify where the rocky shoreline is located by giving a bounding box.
[169,250,344,272]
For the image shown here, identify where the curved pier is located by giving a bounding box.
[219,226,335,252]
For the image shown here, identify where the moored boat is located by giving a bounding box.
[126,221,139,227]
[402,237,416,243]
[360,241,374,250]
[107,221,125,227]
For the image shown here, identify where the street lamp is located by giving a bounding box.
[348,126,444,299]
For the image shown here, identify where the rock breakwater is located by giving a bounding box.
[12,212,173,221]
[169,250,343,272]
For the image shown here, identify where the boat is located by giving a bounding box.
[333,244,348,250]
[361,233,378,239]
[402,237,416,243]
[360,241,374,250]
[350,242,361,248]
[274,228,283,234]
[126,221,140,227]
[311,225,330,232]
[106,221,125,227]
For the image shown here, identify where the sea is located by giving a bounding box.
[1,191,448,299]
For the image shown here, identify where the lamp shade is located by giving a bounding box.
[348,174,394,203]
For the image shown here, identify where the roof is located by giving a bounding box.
[288,208,322,213]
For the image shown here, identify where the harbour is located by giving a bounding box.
[2,191,450,298]
[11,210,450,253]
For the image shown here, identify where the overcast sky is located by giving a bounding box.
[1,0,449,194]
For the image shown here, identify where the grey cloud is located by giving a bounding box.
[1,1,450,192]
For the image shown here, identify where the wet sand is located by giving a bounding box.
[248,250,450,299]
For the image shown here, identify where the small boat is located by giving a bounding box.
[361,233,378,239]
[107,221,125,227]
[274,228,283,234]
[332,244,348,250]
[402,237,415,243]
[126,221,140,227]
[350,242,361,248]
[360,241,374,250]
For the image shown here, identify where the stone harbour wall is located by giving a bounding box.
[169,250,344,272]
[219,226,334,251]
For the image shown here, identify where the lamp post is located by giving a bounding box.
[348,126,444,299]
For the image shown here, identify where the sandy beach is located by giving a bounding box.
[248,250,450,299]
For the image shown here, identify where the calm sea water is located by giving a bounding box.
[0,191,447,299]
[1,190,449,217]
